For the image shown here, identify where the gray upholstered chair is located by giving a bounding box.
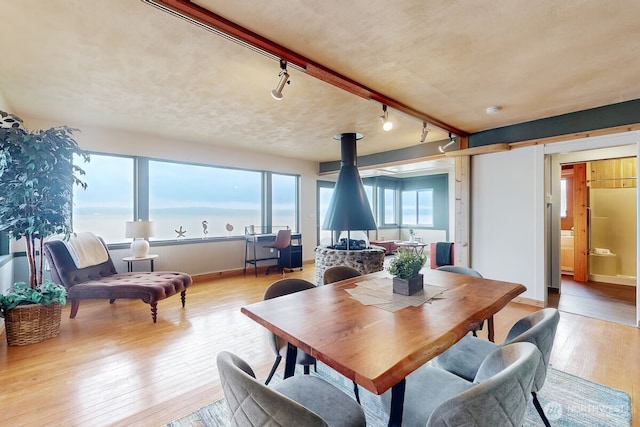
[217,351,366,427]
[381,342,543,427]
[322,265,362,285]
[434,308,560,426]
[263,278,317,384]
[435,265,494,341]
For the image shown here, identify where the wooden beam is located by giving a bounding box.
[445,143,510,157]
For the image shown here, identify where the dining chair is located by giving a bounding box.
[265,229,292,275]
[434,308,560,426]
[322,265,362,285]
[381,342,543,427]
[436,265,494,341]
[217,351,366,427]
[263,278,317,385]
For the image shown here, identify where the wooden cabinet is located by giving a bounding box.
[560,235,574,273]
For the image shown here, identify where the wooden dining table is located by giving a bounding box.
[241,268,526,426]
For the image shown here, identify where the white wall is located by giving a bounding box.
[9,115,321,279]
[471,145,545,302]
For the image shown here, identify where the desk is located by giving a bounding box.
[244,232,302,276]
[123,254,158,272]
[242,269,525,426]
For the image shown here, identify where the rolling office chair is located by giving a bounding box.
[265,229,292,275]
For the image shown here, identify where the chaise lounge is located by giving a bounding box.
[43,233,192,323]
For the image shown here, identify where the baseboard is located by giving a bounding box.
[588,273,637,286]
[192,260,313,283]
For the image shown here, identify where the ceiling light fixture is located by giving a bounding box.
[486,105,502,115]
[380,105,393,131]
[420,121,430,143]
[271,59,290,100]
[439,132,456,153]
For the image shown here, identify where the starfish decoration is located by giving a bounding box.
[175,225,186,238]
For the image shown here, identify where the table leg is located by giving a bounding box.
[388,379,405,427]
[284,343,297,379]
[127,261,132,273]
[150,259,155,272]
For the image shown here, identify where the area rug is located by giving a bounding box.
[165,364,631,427]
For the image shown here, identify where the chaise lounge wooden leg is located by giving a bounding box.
[109,299,116,304]
[150,302,158,323]
[181,290,186,308]
[70,300,80,318]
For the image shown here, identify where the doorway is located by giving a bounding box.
[547,140,639,327]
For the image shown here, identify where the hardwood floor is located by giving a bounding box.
[549,275,637,326]
[1,266,638,426]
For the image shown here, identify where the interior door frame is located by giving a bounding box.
[544,131,640,327]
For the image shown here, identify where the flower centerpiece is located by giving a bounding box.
[0,110,88,345]
[387,249,426,295]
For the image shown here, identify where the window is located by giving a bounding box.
[317,184,334,246]
[149,160,262,240]
[272,173,298,231]
[73,154,135,243]
[560,178,568,218]
[402,189,433,226]
[383,188,396,225]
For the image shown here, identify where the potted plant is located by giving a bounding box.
[0,110,89,345]
[388,249,426,296]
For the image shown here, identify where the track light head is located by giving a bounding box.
[271,59,290,100]
[420,121,429,143]
[380,105,393,131]
[439,132,456,153]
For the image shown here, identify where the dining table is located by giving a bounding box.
[241,268,526,426]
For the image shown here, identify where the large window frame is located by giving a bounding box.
[72,152,300,245]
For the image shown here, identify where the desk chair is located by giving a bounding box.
[265,229,292,275]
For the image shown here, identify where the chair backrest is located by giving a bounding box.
[427,342,542,427]
[322,265,362,285]
[430,242,454,269]
[503,308,560,392]
[264,279,316,355]
[43,237,117,290]
[436,265,483,277]
[217,351,328,427]
[272,229,292,250]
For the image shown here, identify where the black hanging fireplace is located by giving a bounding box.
[322,132,377,249]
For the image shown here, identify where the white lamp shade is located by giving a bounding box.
[125,221,154,239]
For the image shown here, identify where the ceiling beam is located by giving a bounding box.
[141,0,467,137]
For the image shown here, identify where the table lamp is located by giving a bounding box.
[125,220,154,258]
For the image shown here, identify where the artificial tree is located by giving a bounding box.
[0,110,89,288]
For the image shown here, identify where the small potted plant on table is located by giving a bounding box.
[388,249,426,296]
[0,111,88,345]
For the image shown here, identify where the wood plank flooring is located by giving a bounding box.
[549,276,637,326]
[1,266,638,426]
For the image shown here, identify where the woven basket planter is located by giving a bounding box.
[4,303,62,346]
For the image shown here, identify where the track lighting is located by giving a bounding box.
[439,132,456,153]
[420,121,429,143]
[271,59,290,100]
[380,105,393,131]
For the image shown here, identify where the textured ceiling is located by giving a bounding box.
[1,0,639,164]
